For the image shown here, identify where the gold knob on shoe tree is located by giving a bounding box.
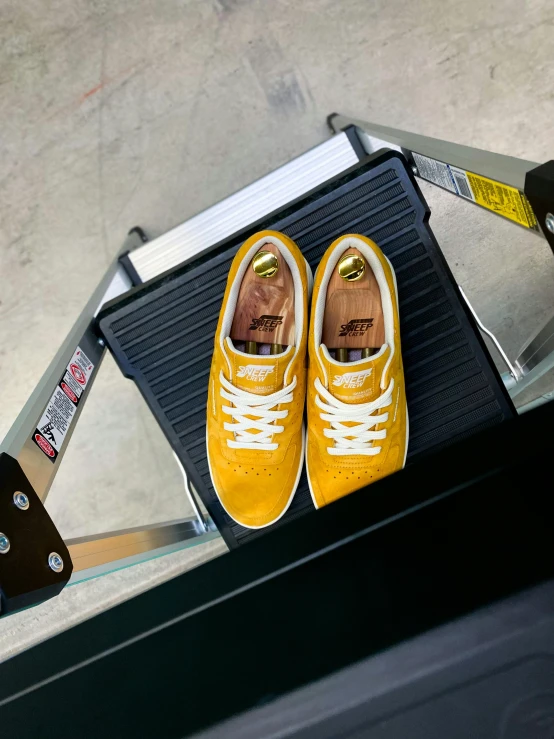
[337,253,365,282]
[252,251,279,278]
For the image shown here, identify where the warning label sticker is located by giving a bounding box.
[412,152,457,194]
[412,152,538,230]
[32,346,95,462]
[465,172,538,229]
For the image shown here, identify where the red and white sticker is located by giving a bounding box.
[61,348,94,399]
[33,345,95,462]
[61,382,78,403]
[34,433,55,458]
[70,363,86,384]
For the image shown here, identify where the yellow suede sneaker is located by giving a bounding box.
[207,230,311,528]
[307,234,408,508]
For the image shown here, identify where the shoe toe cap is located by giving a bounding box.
[308,437,400,508]
[211,445,301,529]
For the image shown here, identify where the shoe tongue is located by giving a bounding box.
[226,339,291,396]
[321,344,391,404]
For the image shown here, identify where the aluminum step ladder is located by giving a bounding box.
[1,117,553,609]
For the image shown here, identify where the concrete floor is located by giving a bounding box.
[1,0,554,660]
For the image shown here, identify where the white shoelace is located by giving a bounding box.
[220,371,296,450]
[315,376,394,456]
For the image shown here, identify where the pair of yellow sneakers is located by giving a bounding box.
[207,230,408,529]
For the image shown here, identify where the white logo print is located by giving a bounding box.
[237,365,275,382]
[332,369,372,389]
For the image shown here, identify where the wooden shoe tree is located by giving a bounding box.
[230,243,295,353]
[322,248,385,358]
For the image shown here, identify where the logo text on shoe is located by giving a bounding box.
[332,369,372,388]
[237,365,275,381]
[248,315,283,333]
[339,318,374,337]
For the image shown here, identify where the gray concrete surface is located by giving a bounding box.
[1,0,554,660]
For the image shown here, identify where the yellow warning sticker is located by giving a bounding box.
[412,152,538,231]
[465,172,538,230]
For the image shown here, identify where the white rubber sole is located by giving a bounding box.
[207,254,313,529]
[385,252,410,469]
[307,250,409,510]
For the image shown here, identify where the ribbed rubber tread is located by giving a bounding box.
[99,152,515,548]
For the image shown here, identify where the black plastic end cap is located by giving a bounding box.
[326,113,340,133]
[127,226,148,243]
[524,160,554,253]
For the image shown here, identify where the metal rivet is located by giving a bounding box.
[252,250,279,278]
[48,552,64,573]
[411,165,418,176]
[0,534,10,554]
[98,337,106,347]
[545,213,554,234]
[338,253,366,282]
[13,492,29,510]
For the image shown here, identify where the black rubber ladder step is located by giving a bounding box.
[99,149,515,550]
